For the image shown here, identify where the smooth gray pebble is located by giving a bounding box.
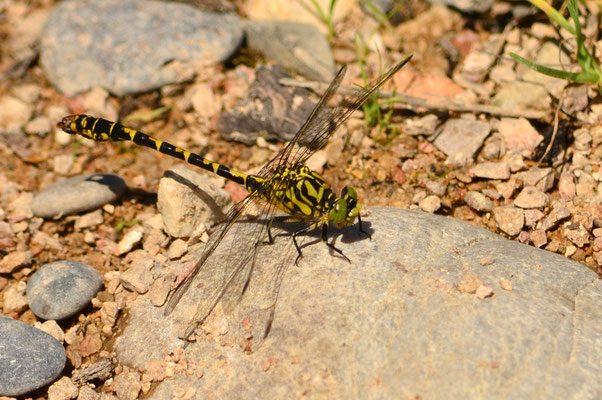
[27,260,103,320]
[31,173,125,218]
[0,316,66,396]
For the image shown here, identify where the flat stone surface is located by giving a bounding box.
[514,186,548,209]
[498,118,543,158]
[471,161,511,180]
[434,119,491,166]
[26,260,103,320]
[31,174,125,218]
[115,208,601,399]
[0,316,66,396]
[245,20,335,82]
[41,0,243,96]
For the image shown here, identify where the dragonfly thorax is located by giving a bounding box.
[253,164,361,228]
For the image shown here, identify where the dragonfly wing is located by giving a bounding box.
[163,194,257,335]
[226,220,297,343]
[255,64,347,178]
[291,56,412,166]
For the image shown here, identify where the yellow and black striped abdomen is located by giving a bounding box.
[58,114,254,188]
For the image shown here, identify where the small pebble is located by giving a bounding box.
[481,188,501,200]
[143,229,169,256]
[433,119,491,166]
[115,225,144,255]
[523,209,545,228]
[52,154,74,175]
[481,138,503,160]
[419,195,441,213]
[493,206,524,236]
[499,278,513,291]
[465,191,494,212]
[0,95,32,132]
[74,210,104,230]
[564,223,590,248]
[47,376,78,400]
[471,162,510,180]
[495,180,520,199]
[35,320,65,343]
[0,316,66,396]
[2,283,29,313]
[25,116,52,136]
[120,259,154,294]
[498,117,543,158]
[412,190,427,204]
[558,172,576,201]
[505,150,527,172]
[530,230,547,248]
[516,168,554,192]
[513,186,547,209]
[576,172,596,197]
[32,174,126,218]
[540,200,571,231]
[79,325,103,357]
[150,274,174,307]
[479,255,495,266]
[100,301,119,328]
[167,239,189,259]
[518,231,530,243]
[77,385,101,400]
[0,221,15,250]
[475,284,494,299]
[26,261,103,320]
[425,180,447,197]
[565,245,577,257]
[0,250,32,273]
[114,370,142,400]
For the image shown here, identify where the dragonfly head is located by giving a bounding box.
[330,186,362,228]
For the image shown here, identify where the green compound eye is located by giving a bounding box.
[330,186,362,228]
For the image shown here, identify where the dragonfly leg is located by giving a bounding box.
[322,224,350,263]
[292,224,312,265]
[265,215,290,245]
[358,214,371,240]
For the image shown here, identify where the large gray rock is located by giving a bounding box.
[115,207,601,399]
[41,0,243,96]
[0,316,66,396]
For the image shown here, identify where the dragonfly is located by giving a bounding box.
[58,54,412,342]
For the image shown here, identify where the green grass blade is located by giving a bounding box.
[510,52,599,83]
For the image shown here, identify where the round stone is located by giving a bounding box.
[27,261,103,320]
[0,316,66,396]
[31,173,125,218]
